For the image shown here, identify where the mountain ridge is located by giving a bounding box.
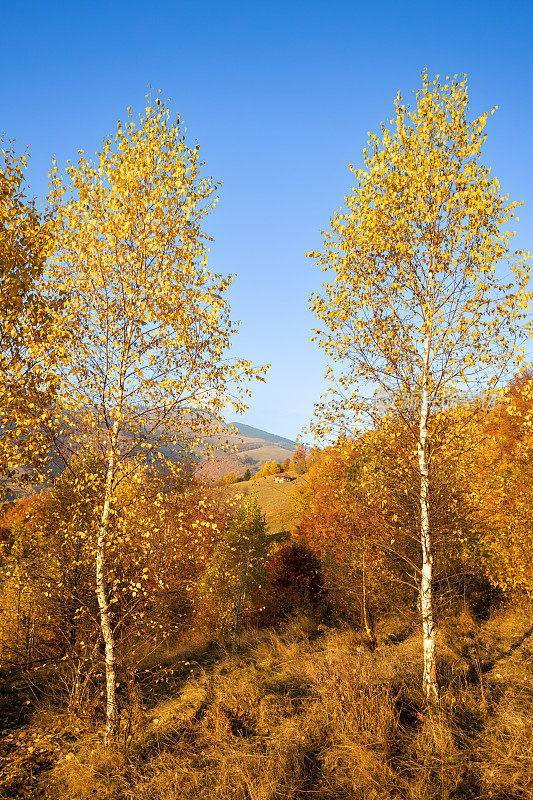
[228,421,297,450]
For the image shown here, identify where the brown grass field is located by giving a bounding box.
[1,605,531,799]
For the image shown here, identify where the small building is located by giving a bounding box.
[274,473,292,483]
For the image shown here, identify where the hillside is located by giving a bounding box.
[228,422,297,450]
[195,424,297,483]
[4,417,297,498]
[224,471,307,533]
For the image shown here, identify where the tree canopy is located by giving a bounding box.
[0,140,62,495]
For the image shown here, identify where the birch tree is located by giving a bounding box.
[43,96,267,744]
[308,72,530,701]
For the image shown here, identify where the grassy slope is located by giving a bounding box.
[2,606,532,799]
[195,445,295,483]
[234,444,294,466]
[223,471,307,534]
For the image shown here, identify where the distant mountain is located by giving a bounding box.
[195,422,297,482]
[229,422,297,450]
[3,412,298,496]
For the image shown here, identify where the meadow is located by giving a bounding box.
[1,605,531,799]
[224,472,307,534]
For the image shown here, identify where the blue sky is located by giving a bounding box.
[2,0,532,441]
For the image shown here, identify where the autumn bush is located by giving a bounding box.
[293,398,533,632]
[0,457,240,725]
[264,541,326,623]
[0,455,104,666]
[293,434,418,625]
[465,372,533,600]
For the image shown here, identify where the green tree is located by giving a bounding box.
[309,73,530,701]
[196,495,270,636]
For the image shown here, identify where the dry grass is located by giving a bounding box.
[224,472,307,533]
[1,605,532,800]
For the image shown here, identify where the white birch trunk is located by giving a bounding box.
[418,330,438,702]
[96,320,133,746]
[96,450,119,746]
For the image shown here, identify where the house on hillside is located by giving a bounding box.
[274,473,292,483]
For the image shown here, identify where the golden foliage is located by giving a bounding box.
[308,71,530,437]
[253,460,282,480]
[0,139,62,491]
[307,70,531,700]
[0,461,237,665]
[44,95,267,466]
[38,95,268,741]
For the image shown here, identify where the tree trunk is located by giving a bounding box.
[96,451,119,747]
[96,319,134,746]
[418,330,438,702]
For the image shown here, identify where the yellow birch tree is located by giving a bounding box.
[43,96,267,744]
[308,72,530,701]
[0,140,61,495]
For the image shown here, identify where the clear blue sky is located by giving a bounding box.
[2,0,532,441]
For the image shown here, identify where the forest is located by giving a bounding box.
[0,73,532,799]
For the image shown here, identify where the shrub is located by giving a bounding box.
[265,542,326,623]
[195,496,271,636]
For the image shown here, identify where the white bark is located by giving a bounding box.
[418,329,438,702]
[96,320,133,746]
[96,450,119,746]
